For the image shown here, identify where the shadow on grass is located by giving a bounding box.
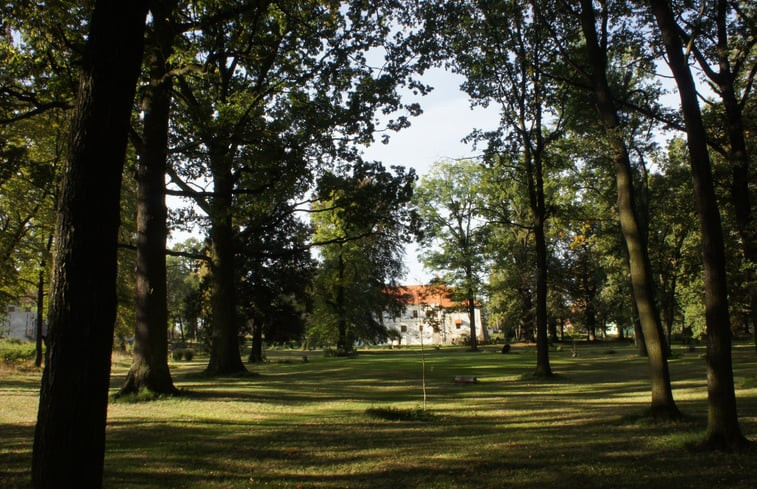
[0,423,34,489]
[99,407,757,489]
[3,343,757,488]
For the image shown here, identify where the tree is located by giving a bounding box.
[646,0,749,449]
[309,161,415,355]
[167,1,424,374]
[166,238,207,343]
[1,3,77,365]
[676,0,756,348]
[567,0,679,418]
[647,140,699,352]
[0,113,61,366]
[120,0,181,396]
[32,2,149,488]
[444,0,566,375]
[414,160,489,351]
[237,205,314,363]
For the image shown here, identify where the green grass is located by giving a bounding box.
[2,342,757,488]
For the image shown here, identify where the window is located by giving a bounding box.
[411,310,418,318]
[401,325,407,332]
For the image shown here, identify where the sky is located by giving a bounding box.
[360,68,500,284]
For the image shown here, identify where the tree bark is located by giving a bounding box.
[711,0,756,353]
[529,142,552,375]
[248,320,264,363]
[630,291,648,356]
[32,2,148,488]
[647,0,747,447]
[335,249,353,355]
[465,265,479,351]
[34,265,45,367]
[120,0,178,396]
[205,157,246,374]
[578,0,678,418]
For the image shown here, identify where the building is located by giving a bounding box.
[382,284,485,346]
[1,304,43,342]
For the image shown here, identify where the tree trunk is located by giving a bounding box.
[335,249,353,355]
[706,0,756,353]
[647,0,746,448]
[528,147,552,376]
[205,151,245,375]
[586,300,597,342]
[32,3,148,488]
[120,3,178,396]
[465,265,478,352]
[579,0,679,419]
[34,262,45,368]
[549,317,558,343]
[248,321,264,363]
[631,294,648,356]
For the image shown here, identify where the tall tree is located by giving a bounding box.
[32,2,149,488]
[120,0,181,396]
[309,161,415,355]
[414,160,489,351]
[1,4,75,356]
[444,1,565,375]
[569,0,679,419]
[646,0,748,448]
[168,1,424,374]
[677,0,756,348]
[237,196,314,362]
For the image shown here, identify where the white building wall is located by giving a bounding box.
[1,305,40,341]
[383,303,484,346]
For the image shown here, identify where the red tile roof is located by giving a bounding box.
[389,284,458,308]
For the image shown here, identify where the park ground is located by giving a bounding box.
[1,341,756,488]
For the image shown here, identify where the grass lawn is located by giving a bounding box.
[1,342,756,488]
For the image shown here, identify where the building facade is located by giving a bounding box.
[1,304,42,341]
[382,285,485,346]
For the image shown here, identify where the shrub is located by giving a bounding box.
[171,348,195,361]
[0,340,36,364]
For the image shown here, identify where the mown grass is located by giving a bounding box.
[1,342,756,488]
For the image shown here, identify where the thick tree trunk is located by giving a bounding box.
[648,0,747,447]
[31,3,148,488]
[206,153,246,375]
[120,3,178,396]
[579,0,679,419]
